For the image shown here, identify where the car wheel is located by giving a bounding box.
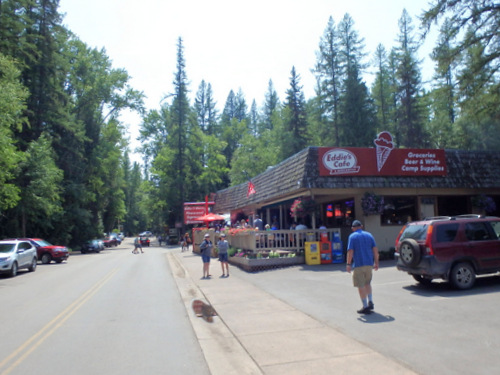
[399,239,421,267]
[41,253,52,264]
[412,274,432,286]
[449,262,476,289]
[28,258,37,272]
[10,262,18,277]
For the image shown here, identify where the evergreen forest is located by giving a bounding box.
[0,0,498,248]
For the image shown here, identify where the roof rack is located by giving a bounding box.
[453,214,484,219]
[423,216,452,220]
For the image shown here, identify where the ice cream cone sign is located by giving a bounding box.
[374,131,394,172]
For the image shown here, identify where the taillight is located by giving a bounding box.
[425,224,434,255]
[395,226,406,252]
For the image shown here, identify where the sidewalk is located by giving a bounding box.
[167,247,417,375]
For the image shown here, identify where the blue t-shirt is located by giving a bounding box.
[347,229,376,268]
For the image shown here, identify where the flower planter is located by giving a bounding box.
[229,255,305,272]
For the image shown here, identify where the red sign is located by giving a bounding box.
[318,147,447,177]
[184,202,215,225]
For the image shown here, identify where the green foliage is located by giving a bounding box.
[0,53,26,211]
[0,1,499,245]
[15,134,64,236]
[282,67,308,158]
[229,129,279,185]
[394,10,428,148]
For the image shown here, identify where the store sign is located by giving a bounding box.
[183,202,214,224]
[319,132,447,177]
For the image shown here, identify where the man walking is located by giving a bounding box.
[346,220,379,314]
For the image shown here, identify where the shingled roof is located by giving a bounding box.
[214,148,500,213]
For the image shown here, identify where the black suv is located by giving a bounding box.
[395,215,500,289]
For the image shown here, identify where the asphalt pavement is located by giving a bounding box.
[167,246,418,375]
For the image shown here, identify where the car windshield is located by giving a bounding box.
[0,244,15,253]
[400,224,429,241]
[33,239,51,246]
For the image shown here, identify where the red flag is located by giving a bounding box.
[247,181,256,197]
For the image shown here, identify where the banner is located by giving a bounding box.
[184,202,215,225]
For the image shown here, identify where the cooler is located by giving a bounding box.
[305,241,321,265]
[320,241,332,264]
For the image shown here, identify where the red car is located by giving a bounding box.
[12,238,69,264]
[103,236,119,247]
[140,237,150,247]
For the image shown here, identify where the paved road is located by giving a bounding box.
[0,238,209,375]
[232,259,500,375]
[2,238,500,375]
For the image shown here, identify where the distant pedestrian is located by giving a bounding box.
[158,235,163,246]
[133,236,143,254]
[346,220,379,314]
[199,233,213,279]
[217,233,230,277]
[182,232,191,252]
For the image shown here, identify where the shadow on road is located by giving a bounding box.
[402,274,500,297]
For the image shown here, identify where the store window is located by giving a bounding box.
[324,199,355,227]
[381,197,417,225]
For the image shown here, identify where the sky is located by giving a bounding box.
[58,0,438,160]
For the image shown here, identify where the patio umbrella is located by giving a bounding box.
[194,213,226,222]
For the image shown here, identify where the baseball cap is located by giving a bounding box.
[351,220,363,227]
[204,233,210,238]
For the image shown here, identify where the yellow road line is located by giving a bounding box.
[0,268,118,375]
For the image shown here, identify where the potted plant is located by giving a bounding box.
[290,198,317,218]
[361,192,385,216]
[472,195,496,214]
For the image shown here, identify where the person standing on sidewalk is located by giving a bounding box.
[199,233,213,279]
[346,220,379,314]
[217,233,230,277]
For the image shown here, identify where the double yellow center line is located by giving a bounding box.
[0,268,118,375]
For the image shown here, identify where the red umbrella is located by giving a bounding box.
[194,213,226,222]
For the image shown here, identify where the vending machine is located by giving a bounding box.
[320,241,332,264]
[332,232,344,263]
[305,242,321,265]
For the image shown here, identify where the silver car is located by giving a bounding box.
[0,240,38,277]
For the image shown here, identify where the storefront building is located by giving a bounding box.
[214,133,500,252]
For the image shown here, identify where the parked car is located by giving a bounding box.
[81,240,102,254]
[140,237,150,247]
[0,240,38,277]
[26,238,69,264]
[103,235,119,247]
[110,233,122,244]
[395,215,500,289]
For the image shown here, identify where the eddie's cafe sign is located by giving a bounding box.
[319,131,447,177]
